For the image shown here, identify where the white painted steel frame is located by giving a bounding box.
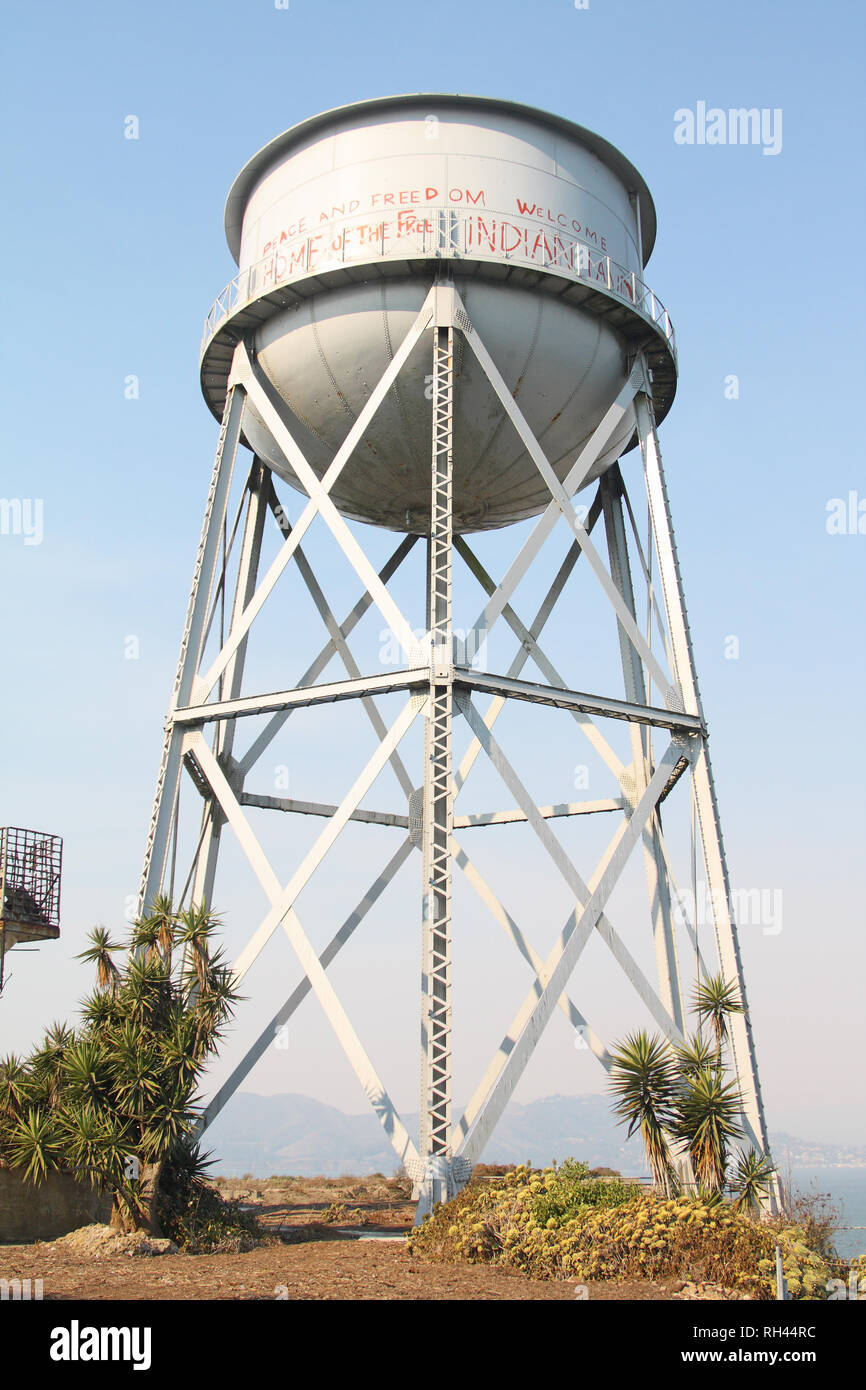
[416,293,458,1215]
[635,376,775,1179]
[140,278,776,1219]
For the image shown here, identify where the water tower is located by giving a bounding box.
[139,95,776,1214]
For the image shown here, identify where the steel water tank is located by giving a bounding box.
[201,94,676,534]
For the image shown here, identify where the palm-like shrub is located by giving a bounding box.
[0,901,238,1235]
[674,1064,743,1195]
[731,1148,777,1213]
[7,1108,65,1184]
[608,1030,681,1194]
[692,973,744,1063]
[0,1055,30,1118]
[610,1019,776,1206]
[77,927,121,994]
[674,1031,717,1077]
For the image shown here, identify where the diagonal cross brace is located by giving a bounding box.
[465,366,647,662]
[452,693,686,1155]
[187,729,421,1169]
[218,698,421,979]
[265,485,415,799]
[457,528,628,783]
[451,835,611,1072]
[453,732,685,1166]
[194,296,432,700]
[456,693,689,1041]
[453,500,629,798]
[459,304,672,698]
[234,353,419,666]
[237,534,417,777]
[198,837,414,1134]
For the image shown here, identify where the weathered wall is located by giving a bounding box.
[0,1167,112,1243]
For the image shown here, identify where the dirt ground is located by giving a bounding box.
[0,1174,725,1301]
[217,1171,417,1234]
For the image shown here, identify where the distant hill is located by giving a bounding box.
[204,1091,650,1177]
[204,1091,865,1178]
[769,1132,866,1171]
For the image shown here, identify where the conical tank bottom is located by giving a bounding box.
[241,276,636,535]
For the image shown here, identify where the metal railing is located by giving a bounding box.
[201,205,676,358]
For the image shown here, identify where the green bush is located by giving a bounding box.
[528,1158,640,1228]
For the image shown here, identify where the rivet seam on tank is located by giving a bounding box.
[311,303,356,422]
[463,292,543,486]
[381,286,420,476]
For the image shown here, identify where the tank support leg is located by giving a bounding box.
[634,370,779,1209]
[191,459,270,912]
[600,466,685,1035]
[138,385,245,914]
[417,298,458,1220]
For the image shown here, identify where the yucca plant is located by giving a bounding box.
[76,927,122,994]
[674,1064,744,1195]
[7,1108,64,1184]
[146,894,178,962]
[128,915,163,969]
[58,1104,134,1199]
[177,902,222,1010]
[674,1031,718,1078]
[692,973,744,1064]
[0,900,239,1236]
[79,989,120,1036]
[28,1021,76,1109]
[608,1030,681,1195]
[731,1148,776,1213]
[0,1055,31,1118]
[61,1038,113,1110]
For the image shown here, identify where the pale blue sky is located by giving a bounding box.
[1,0,864,1150]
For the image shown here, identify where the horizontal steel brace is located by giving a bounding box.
[238,794,626,829]
[241,794,410,829]
[453,669,705,735]
[455,798,625,826]
[172,669,429,725]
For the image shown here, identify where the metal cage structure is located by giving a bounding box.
[0,827,63,988]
